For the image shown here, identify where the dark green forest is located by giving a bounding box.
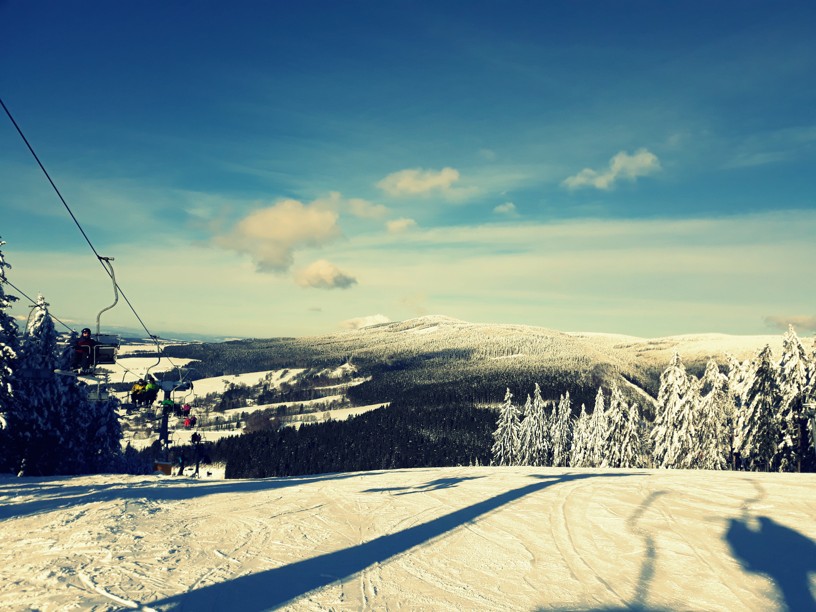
[142,400,496,479]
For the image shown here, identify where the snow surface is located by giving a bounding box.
[1,467,814,611]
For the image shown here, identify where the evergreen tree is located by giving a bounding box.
[807,339,816,459]
[6,296,122,475]
[587,387,607,467]
[520,393,532,421]
[775,325,811,471]
[696,360,732,470]
[737,345,780,471]
[491,388,520,466]
[7,296,65,474]
[676,376,701,469]
[619,401,643,468]
[603,384,642,468]
[518,383,550,466]
[651,353,692,468]
[0,239,20,470]
[569,404,590,467]
[550,392,572,467]
[0,240,19,414]
[726,353,749,468]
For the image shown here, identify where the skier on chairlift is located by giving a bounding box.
[72,328,97,371]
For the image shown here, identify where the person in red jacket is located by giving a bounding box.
[73,328,98,371]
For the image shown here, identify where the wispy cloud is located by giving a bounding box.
[493,202,517,216]
[294,259,357,290]
[386,218,418,234]
[562,149,661,190]
[377,167,477,201]
[341,314,390,330]
[763,315,816,334]
[214,198,341,272]
[347,198,388,219]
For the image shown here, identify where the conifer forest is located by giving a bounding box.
[1,240,815,478]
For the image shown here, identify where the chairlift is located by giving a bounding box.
[159,366,197,397]
[90,256,121,366]
[72,256,121,372]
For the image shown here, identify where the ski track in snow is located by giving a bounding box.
[1,467,815,611]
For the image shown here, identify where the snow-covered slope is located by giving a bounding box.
[1,467,814,611]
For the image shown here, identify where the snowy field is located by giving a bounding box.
[1,467,814,611]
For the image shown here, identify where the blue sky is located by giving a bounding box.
[2,1,815,339]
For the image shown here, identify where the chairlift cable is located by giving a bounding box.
[0,276,76,334]
[1,96,158,346]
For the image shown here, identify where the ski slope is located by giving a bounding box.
[1,467,814,611]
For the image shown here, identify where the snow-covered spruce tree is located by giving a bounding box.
[491,387,521,466]
[726,353,750,468]
[807,338,816,459]
[7,296,122,475]
[569,403,590,467]
[695,360,732,470]
[6,296,65,474]
[603,384,643,468]
[587,387,608,467]
[550,391,572,467]
[620,401,643,468]
[518,383,550,466]
[0,240,19,413]
[0,239,20,471]
[651,352,692,468]
[736,345,781,471]
[774,325,811,472]
[676,376,702,469]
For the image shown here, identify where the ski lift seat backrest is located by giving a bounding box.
[87,387,110,402]
[93,333,119,365]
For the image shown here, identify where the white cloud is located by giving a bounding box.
[295,259,357,290]
[763,315,816,333]
[493,202,517,215]
[341,314,391,330]
[563,148,661,190]
[386,218,418,234]
[214,198,341,272]
[347,198,388,219]
[377,167,466,198]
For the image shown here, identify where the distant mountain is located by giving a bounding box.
[163,316,786,417]
[56,326,237,344]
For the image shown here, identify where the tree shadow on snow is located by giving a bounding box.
[726,515,816,611]
[540,490,673,612]
[146,471,641,611]
[361,475,485,495]
[0,470,392,521]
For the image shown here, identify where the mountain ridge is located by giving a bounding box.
[163,315,793,413]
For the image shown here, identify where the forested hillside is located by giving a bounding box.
[213,400,495,478]
[164,315,782,415]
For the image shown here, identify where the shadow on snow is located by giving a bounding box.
[0,470,401,521]
[726,515,816,611]
[147,471,639,611]
[361,475,485,495]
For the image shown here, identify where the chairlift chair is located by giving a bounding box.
[72,256,121,373]
[91,332,120,365]
[89,256,121,367]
